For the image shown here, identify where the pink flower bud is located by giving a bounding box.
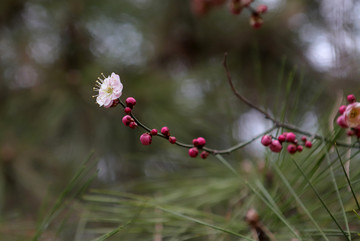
[161,126,170,136]
[301,136,307,142]
[125,97,137,108]
[169,136,176,144]
[200,151,209,159]
[347,94,356,103]
[189,147,199,158]
[110,99,120,108]
[129,121,137,129]
[277,135,286,143]
[256,4,268,14]
[150,129,158,136]
[261,135,272,146]
[122,115,132,126]
[347,130,354,136]
[297,145,303,152]
[250,14,263,29]
[269,140,282,152]
[140,133,152,145]
[336,115,348,128]
[305,141,312,148]
[192,138,199,147]
[287,144,297,154]
[196,137,206,148]
[245,208,259,226]
[286,132,296,143]
[124,107,132,114]
[339,105,346,115]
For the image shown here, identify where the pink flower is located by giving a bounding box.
[94,73,123,108]
[344,102,360,128]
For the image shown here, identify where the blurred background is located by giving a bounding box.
[0,0,360,239]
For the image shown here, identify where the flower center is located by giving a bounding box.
[350,109,358,119]
[105,87,113,95]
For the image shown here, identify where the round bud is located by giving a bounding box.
[336,115,348,128]
[129,121,137,129]
[200,151,209,159]
[188,147,199,158]
[269,140,282,153]
[250,14,263,29]
[347,94,356,104]
[125,97,137,108]
[347,130,355,136]
[124,107,132,114]
[261,135,272,146]
[305,141,312,148]
[110,99,120,107]
[140,133,152,145]
[196,137,206,148]
[161,126,170,136]
[297,145,303,152]
[287,144,297,154]
[277,134,286,143]
[150,129,158,136]
[286,132,296,143]
[192,138,199,147]
[256,4,268,14]
[339,105,346,115]
[122,115,132,126]
[301,136,307,142]
[245,208,259,226]
[169,136,176,144]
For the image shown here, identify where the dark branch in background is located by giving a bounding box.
[222,52,359,149]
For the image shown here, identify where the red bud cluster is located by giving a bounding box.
[121,97,139,128]
[261,132,312,154]
[189,137,209,159]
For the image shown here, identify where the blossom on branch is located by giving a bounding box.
[344,102,360,128]
[93,72,123,108]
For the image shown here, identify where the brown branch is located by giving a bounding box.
[223,52,275,122]
[119,100,274,154]
[222,52,359,149]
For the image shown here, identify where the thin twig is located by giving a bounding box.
[119,100,274,154]
[222,52,360,149]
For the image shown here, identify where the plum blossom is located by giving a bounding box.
[94,72,123,108]
[344,102,360,128]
